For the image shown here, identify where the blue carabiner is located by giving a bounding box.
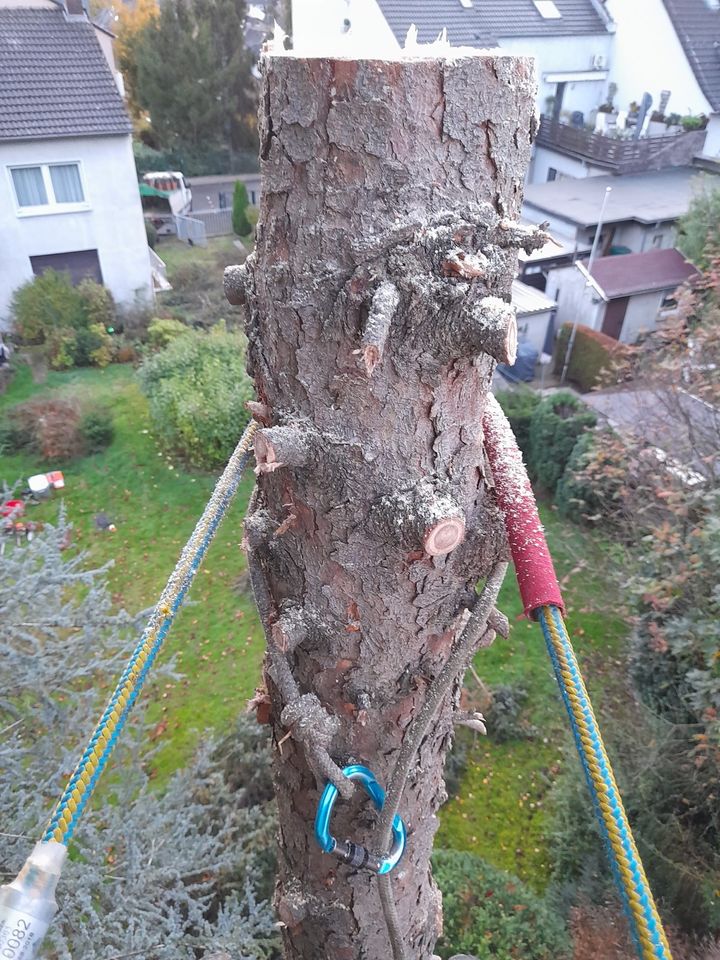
[314,764,406,875]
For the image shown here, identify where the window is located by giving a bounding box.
[11,167,47,207]
[547,167,558,182]
[9,163,87,214]
[533,0,562,18]
[652,233,664,249]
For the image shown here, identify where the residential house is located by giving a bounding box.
[606,0,719,128]
[521,166,717,291]
[534,0,720,181]
[290,0,614,124]
[548,247,700,342]
[0,0,153,329]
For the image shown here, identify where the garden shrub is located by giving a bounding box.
[486,684,537,742]
[495,388,541,463]
[139,325,253,469]
[7,396,114,460]
[114,342,140,364]
[147,316,191,349]
[145,218,158,249]
[552,323,630,392]
[11,396,84,460]
[0,419,27,456]
[527,392,596,494]
[556,427,688,536]
[232,180,251,236]
[79,406,115,454]
[433,850,570,959]
[11,271,114,369]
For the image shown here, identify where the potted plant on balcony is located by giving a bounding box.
[648,110,667,136]
[681,113,708,131]
[594,82,618,134]
[666,112,683,134]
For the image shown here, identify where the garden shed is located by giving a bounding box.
[548,247,700,342]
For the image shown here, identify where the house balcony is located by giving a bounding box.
[535,117,707,175]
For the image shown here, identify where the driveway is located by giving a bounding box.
[584,386,719,482]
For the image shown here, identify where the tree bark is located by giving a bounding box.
[233,51,538,960]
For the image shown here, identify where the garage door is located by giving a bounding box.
[30,249,103,286]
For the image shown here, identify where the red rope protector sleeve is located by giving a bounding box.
[482,393,565,620]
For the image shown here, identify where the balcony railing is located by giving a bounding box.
[536,117,707,174]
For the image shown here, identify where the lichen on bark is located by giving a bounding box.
[232,51,539,960]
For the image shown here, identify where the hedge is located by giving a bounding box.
[552,322,629,392]
[495,388,541,463]
[528,392,596,494]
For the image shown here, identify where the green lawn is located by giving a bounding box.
[155,234,241,275]
[1,361,632,887]
[0,363,264,782]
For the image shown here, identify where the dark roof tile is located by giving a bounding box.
[376,0,608,47]
[0,7,131,142]
[662,0,720,112]
[589,247,701,298]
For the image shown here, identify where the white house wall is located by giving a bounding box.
[496,34,612,118]
[516,309,555,355]
[702,114,720,156]
[291,0,398,55]
[605,0,711,117]
[546,264,604,331]
[530,145,608,183]
[0,134,152,327]
[612,219,677,252]
[620,290,664,343]
[523,202,583,243]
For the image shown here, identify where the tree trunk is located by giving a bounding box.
[234,51,538,960]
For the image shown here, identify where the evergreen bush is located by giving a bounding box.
[528,392,596,494]
[145,218,158,249]
[0,511,280,958]
[433,850,570,959]
[486,684,537,742]
[79,406,115,454]
[495,388,541,463]
[138,325,253,469]
[232,181,251,236]
[555,432,602,523]
[11,271,114,369]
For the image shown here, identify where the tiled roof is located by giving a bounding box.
[0,7,131,143]
[662,0,720,112]
[588,248,701,299]
[376,0,609,47]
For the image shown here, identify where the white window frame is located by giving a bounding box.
[8,161,90,217]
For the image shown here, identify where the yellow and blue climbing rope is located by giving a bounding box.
[483,394,672,960]
[540,605,672,960]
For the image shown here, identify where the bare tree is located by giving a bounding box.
[227,51,540,959]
